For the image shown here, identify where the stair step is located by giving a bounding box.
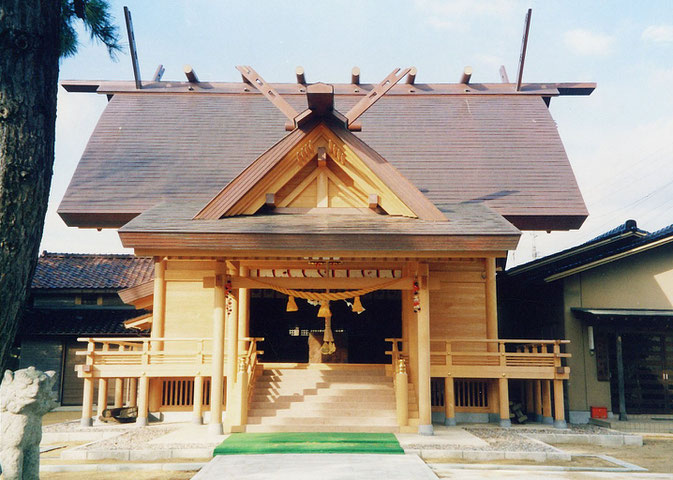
[247,416,399,426]
[245,424,399,433]
[248,408,397,418]
[249,400,396,410]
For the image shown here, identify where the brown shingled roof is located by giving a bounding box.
[58,88,588,231]
[31,252,154,290]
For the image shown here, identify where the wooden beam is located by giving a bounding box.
[516,8,532,91]
[460,66,473,84]
[317,146,327,167]
[368,193,380,210]
[499,65,509,83]
[265,193,275,208]
[184,65,199,83]
[351,67,360,85]
[153,64,165,82]
[295,66,306,84]
[123,6,142,89]
[344,67,411,125]
[230,276,413,290]
[236,65,299,121]
[306,83,334,116]
[406,67,417,85]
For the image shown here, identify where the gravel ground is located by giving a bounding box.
[513,424,623,435]
[463,427,560,452]
[78,425,220,450]
[43,420,129,433]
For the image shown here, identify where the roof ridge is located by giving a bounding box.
[40,251,146,259]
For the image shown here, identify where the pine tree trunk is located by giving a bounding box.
[0,1,61,373]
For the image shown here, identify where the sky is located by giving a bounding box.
[45,0,673,267]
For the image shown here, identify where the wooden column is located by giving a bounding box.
[417,263,433,435]
[238,266,250,353]
[137,375,149,427]
[237,357,249,426]
[395,359,409,427]
[210,274,226,434]
[498,377,511,427]
[192,375,204,424]
[81,377,94,426]
[525,380,534,416]
[97,380,108,418]
[225,289,239,428]
[534,379,542,421]
[444,377,456,426]
[616,334,628,421]
[553,379,567,428]
[152,258,167,350]
[128,378,138,407]
[542,380,553,424]
[114,378,124,408]
[485,258,498,349]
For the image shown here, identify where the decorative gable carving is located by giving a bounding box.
[195,122,446,221]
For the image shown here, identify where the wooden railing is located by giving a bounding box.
[431,339,570,380]
[240,337,264,406]
[384,337,406,376]
[75,337,216,378]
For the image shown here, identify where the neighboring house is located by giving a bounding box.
[57,68,593,433]
[499,220,673,423]
[17,252,153,405]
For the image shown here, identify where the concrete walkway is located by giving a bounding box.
[192,454,439,479]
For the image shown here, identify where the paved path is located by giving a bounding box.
[192,454,439,479]
[430,467,673,479]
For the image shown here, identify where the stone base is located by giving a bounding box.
[208,423,223,435]
[136,417,148,427]
[444,417,456,426]
[418,424,434,436]
[553,419,568,429]
[569,410,590,424]
[499,418,511,428]
[192,416,203,425]
[542,416,554,425]
[80,417,93,427]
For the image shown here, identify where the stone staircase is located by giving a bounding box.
[245,364,414,433]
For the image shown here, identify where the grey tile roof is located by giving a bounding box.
[31,252,154,290]
[58,91,587,231]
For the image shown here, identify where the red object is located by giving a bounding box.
[591,406,608,419]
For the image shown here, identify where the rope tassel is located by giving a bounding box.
[321,315,336,355]
[352,296,365,313]
[286,295,298,312]
[317,300,332,318]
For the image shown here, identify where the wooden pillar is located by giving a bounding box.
[114,378,124,408]
[534,379,542,421]
[485,258,498,352]
[542,380,553,424]
[498,377,511,427]
[417,263,433,435]
[81,377,94,426]
[148,378,162,411]
[525,380,534,415]
[616,334,628,421]
[97,378,108,418]
[395,359,409,427]
[553,379,567,428]
[444,377,456,426]
[137,375,149,427]
[128,378,138,407]
[152,258,167,350]
[209,274,226,434]
[238,266,250,354]
[225,289,239,427]
[237,357,249,426]
[192,375,204,424]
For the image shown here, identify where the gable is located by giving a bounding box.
[196,122,445,220]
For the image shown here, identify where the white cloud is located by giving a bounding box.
[642,25,673,44]
[413,0,523,30]
[563,29,615,56]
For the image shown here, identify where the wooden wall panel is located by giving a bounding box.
[164,281,214,350]
[429,260,487,348]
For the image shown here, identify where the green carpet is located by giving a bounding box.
[213,432,404,455]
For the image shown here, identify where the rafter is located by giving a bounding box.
[344,67,411,125]
[236,65,300,121]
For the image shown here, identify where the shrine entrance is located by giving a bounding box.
[249,289,402,364]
